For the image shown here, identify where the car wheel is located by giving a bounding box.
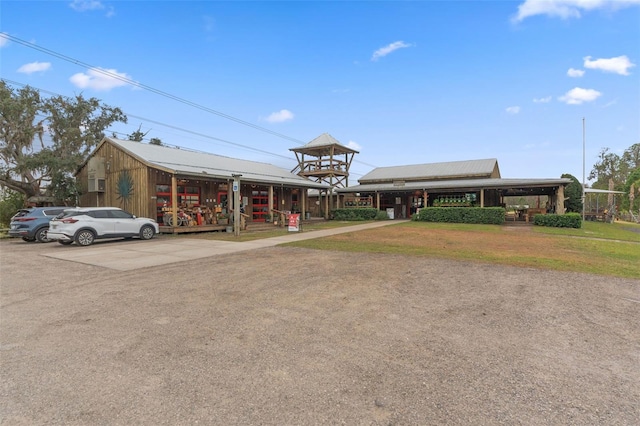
[22,237,36,242]
[58,240,73,245]
[75,230,95,246]
[139,225,155,240]
[36,227,50,243]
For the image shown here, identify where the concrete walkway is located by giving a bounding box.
[43,220,407,271]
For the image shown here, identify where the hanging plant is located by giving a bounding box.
[116,170,134,210]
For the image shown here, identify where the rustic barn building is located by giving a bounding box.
[76,137,329,232]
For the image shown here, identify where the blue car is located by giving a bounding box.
[8,207,68,242]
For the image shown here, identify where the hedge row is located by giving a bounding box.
[413,207,506,224]
[331,208,379,221]
[533,213,582,228]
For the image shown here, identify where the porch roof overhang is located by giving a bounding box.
[336,177,572,195]
[154,161,330,190]
[583,188,625,194]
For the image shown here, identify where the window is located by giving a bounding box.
[251,190,276,222]
[88,210,110,219]
[155,184,201,224]
[109,210,133,219]
[44,209,65,216]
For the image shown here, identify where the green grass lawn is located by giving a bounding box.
[533,220,640,242]
[283,220,640,279]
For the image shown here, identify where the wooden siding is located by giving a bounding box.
[77,141,151,218]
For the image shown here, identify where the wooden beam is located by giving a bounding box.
[171,175,178,227]
[556,185,566,214]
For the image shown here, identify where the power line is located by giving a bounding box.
[2,79,370,177]
[3,34,307,145]
[4,34,379,170]
[2,78,296,161]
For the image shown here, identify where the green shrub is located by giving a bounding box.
[533,213,582,228]
[0,190,25,228]
[331,208,378,221]
[375,210,389,220]
[414,207,506,225]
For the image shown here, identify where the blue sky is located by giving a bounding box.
[1,0,639,182]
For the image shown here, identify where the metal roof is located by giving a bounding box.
[337,177,571,193]
[290,133,359,154]
[359,158,499,183]
[583,188,625,194]
[104,138,329,189]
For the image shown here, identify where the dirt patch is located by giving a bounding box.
[1,240,639,424]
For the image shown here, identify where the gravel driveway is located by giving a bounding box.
[1,238,639,425]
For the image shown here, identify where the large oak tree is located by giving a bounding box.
[0,81,126,204]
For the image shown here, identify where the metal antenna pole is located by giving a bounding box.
[582,117,586,221]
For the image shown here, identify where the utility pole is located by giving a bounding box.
[582,117,586,221]
[232,174,242,237]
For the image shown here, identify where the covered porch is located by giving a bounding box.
[336,177,571,220]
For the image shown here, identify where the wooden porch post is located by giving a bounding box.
[171,175,178,227]
[268,185,274,214]
[480,189,485,208]
[325,190,329,219]
[301,187,306,219]
[556,186,566,214]
[376,192,381,210]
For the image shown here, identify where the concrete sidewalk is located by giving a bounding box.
[42,220,407,271]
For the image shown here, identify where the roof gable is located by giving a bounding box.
[290,133,359,155]
[359,159,500,183]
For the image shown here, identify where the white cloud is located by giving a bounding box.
[262,109,294,123]
[371,41,412,61]
[347,140,362,151]
[69,0,104,12]
[17,61,52,74]
[0,32,9,47]
[583,55,636,75]
[567,68,585,77]
[70,0,114,17]
[69,67,132,91]
[558,87,602,104]
[506,106,521,115]
[533,96,552,103]
[512,0,640,22]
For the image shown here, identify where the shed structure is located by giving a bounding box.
[76,137,329,233]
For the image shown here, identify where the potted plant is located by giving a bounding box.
[217,213,229,225]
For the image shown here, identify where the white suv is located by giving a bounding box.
[47,207,159,246]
